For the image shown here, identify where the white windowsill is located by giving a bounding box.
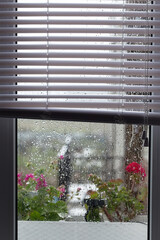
[18,221,147,240]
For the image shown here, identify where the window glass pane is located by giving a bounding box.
[18,119,149,240]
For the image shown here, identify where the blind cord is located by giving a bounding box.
[143,0,149,147]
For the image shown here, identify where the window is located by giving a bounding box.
[18,120,149,239]
[0,0,160,240]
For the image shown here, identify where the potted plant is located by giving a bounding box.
[17,172,68,221]
[86,163,146,222]
[84,198,106,222]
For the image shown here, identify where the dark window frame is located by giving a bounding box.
[0,0,160,239]
[0,118,160,240]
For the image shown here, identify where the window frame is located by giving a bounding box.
[0,118,16,240]
[0,0,160,239]
[0,118,160,240]
[149,125,160,240]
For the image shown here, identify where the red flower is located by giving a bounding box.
[126,162,146,178]
[140,166,146,178]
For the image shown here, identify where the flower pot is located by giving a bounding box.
[84,199,106,208]
[84,199,106,222]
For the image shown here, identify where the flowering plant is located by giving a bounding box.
[126,162,146,193]
[17,173,22,186]
[57,185,65,198]
[18,172,67,221]
[86,173,144,222]
[126,162,146,179]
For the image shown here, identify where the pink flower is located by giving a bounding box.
[88,174,93,177]
[35,174,47,190]
[77,187,81,192]
[126,162,146,179]
[17,173,21,178]
[57,185,65,197]
[25,173,35,182]
[59,188,65,193]
[18,179,22,186]
[60,155,64,160]
[17,173,22,186]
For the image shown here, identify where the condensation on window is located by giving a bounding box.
[18,120,148,240]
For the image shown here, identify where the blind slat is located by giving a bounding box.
[0,68,159,76]
[1,60,159,68]
[0,27,158,34]
[0,85,159,92]
[1,94,160,101]
[1,108,159,125]
[0,101,159,111]
[0,36,158,43]
[0,11,159,18]
[0,76,159,85]
[0,68,160,76]
[0,1,160,8]
[0,2,159,9]
[1,52,159,60]
[0,44,160,52]
[0,19,159,27]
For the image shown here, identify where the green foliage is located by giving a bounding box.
[30,211,45,221]
[18,179,67,221]
[85,207,101,222]
[18,186,31,220]
[90,192,99,199]
[88,174,144,222]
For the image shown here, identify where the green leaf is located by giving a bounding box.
[30,211,45,221]
[45,212,63,221]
